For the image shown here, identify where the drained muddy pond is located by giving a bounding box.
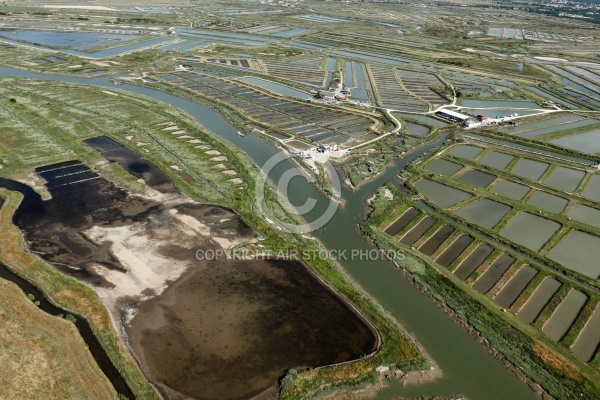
[493,265,537,309]
[571,305,600,362]
[473,254,515,294]
[436,234,473,268]
[453,244,493,280]
[0,150,376,400]
[419,225,455,256]
[400,216,436,245]
[130,258,377,400]
[384,208,419,236]
[542,290,587,342]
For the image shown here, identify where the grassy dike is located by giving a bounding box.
[0,190,159,400]
[0,82,430,399]
[362,184,600,400]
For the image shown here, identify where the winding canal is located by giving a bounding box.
[0,66,538,400]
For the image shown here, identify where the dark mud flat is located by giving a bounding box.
[128,258,378,400]
[0,166,157,282]
[4,136,178,280]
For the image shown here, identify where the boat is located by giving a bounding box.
[237,131,246,137]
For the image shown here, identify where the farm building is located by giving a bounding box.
[436,109,470,123]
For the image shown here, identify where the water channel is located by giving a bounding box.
[0,66,538,399]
